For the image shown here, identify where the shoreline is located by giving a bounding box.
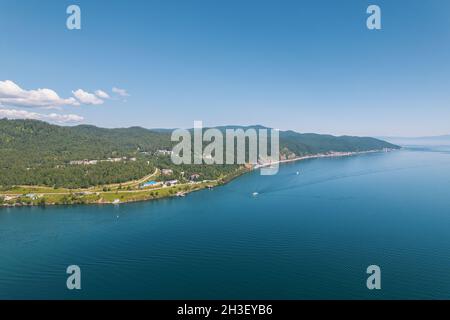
[0,149,395,208]
[254,149,393,169]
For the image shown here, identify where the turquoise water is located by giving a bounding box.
[1,147,450,299]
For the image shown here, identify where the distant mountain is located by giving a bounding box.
[380,135,450,140]
[194,124,399,156]
[380,135,450,146]
[0,118,399,165]
[0,119,399,188]
[279,130,399,156]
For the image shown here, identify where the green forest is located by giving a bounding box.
[0,119,399,188]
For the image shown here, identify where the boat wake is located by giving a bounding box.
[254,162,442,196]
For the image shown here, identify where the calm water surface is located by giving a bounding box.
[1,147,450,299]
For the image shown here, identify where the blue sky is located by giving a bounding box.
[0,0,449,136]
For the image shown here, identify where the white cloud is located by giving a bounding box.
[0,80,79,109]
[0,108,84,124]
[95,90,110,99]
[46,113,84,123]
[72,89,104,105]
[0,80,130,125]
[112,87,130,97]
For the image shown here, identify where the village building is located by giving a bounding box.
[156,149,173,156]
[161,169,173,176]
[189,174,201,181]
[165,180,178,186]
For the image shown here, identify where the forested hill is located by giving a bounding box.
[0,119,399,188]
[211,125,399,156]
[0,119,172,164]
[278,130,399,156]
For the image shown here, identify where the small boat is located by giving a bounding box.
[296,171,300,175]
[252,192,259,197]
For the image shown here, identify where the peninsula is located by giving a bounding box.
[0,119,399,207]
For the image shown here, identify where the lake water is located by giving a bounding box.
[1,147,450,299]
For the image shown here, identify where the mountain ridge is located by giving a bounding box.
[0,118,399,188]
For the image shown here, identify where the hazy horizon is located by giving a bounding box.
[4,117,450,140]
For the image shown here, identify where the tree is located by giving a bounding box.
[38,198,47,207]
